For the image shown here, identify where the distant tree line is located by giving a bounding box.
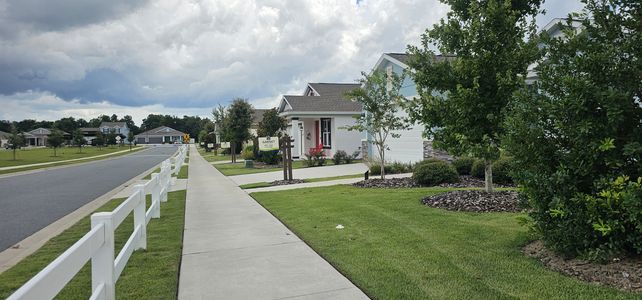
[0,114,214,142]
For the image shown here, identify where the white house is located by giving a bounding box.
[364,53,453,164]
[277,83,363,159]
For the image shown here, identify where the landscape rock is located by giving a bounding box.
[421,190,520,212]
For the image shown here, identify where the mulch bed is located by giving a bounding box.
[524,241,642,293]
[422,190,520,212]
[269,179,305,186]
[352,176,513,189]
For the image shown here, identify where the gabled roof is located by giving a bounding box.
[100,122,127,128]
[26,128,70,136]
[0,130,10,138]
[279,82,362,114]
[80,127,99,132]
[377,52,456,71]
[252,109,270,125]
[135,126,185,137]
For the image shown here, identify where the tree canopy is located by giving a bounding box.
[46,129,65,157]
[406,0,541,191]
[257,108,286,138]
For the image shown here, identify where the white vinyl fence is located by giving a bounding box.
[8,145,188,300]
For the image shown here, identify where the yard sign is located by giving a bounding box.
[220,142,231,149]
[258,137,279,151]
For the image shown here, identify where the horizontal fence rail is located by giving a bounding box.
[8,145,188,300]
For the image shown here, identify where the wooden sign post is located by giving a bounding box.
[281,135,294,181]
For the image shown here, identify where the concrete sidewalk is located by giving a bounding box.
[178,145,369,300]
[229,163,369,185]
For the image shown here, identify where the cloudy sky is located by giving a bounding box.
[0,0,584,124]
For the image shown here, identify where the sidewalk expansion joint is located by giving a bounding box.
[182,240,303,256]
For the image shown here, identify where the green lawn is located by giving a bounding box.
[0,190,186,299]
[216,160,362,176]
[196,147,231,162]
[240,174,364,189]
[251,185,637,299]
[0,146,143,173]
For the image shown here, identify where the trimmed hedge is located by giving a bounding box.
[452,157,475,175]
[412,160,458,186]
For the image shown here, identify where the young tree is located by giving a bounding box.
[106,129,117,147]
[223,99,253,163]
[257,108,287,138]
[94,131,105,150]
[127,131,135,150]
[343,70,409,179]
[7,125,25,161]
[72,128,86,153]
[505,1,642,259]
[407,0,541,192]
[47,129,65,157]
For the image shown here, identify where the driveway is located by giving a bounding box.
[228,163,369,185]
[0,146,177,252]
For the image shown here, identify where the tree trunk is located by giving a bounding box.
[54,147,57,157]
[13,148,16,161]
[380,149,385,179]
[484,159,494,193]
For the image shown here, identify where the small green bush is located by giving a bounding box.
[332,150,347,165]
[412,160,458,186]
[241,145,255,160]
[453,157,475,175]
[369,164,392,176]
[492,157,514,184]
[258,150,280,165]
[345,151,360,164]
[390,161,413,174]
[471,159,486,179]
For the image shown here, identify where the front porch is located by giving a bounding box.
[285,115,361,160]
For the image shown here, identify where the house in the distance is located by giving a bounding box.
[23,128,70,146]
[250,109,269,137]
[0,130,10,147]
[277,83,363,159]
[135,126,186,144]
[81,122,131,144]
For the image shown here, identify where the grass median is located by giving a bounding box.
[0,190,187,299]
[251,185,638,299]
[0,146,143,175]
[215,160,362,176]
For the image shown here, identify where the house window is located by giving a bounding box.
[320,118,331,149]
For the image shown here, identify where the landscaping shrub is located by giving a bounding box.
[345,151,360,164]
[332,150,347,165]
[390,161,413,174]
[241,145,255,160]
[412,160,458,186]
[491,157,514,184]
[304,145,326,167]
[257,150,280,165]
[452,157,475,175]
[369,164,392,176]
[471,159,486,179]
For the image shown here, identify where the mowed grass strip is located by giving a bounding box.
[239,174,364,189]
[251,185,638,299]
[196,148,231,162]
[0,190,186,299]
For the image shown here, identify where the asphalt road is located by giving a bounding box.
[0,146,178,252]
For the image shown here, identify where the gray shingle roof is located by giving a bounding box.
[0,130,10,138]
[386,53,410,64]
[307,83,361,97]
[136,126,185,137]
[252,109,270,125]
[282,95,362,112]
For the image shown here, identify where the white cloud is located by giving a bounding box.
[0,0,584,122]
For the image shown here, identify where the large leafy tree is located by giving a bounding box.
[344,70,409,179]
[407,0,541,192]
[94,131,105,150]
[505,1,642,259]
[222,99,253,163]
[46,129,65,157]
[257,108,286,138]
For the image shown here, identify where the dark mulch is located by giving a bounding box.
[352,176,513,189]
[421,190,520,212]
[524,241,642,293]
[352,177,420,188]
[270,179,305,186]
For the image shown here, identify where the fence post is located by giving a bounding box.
[161,165,169,202]
[133,185,147,250]
[91,213,115,300]
[151,174,161,218]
